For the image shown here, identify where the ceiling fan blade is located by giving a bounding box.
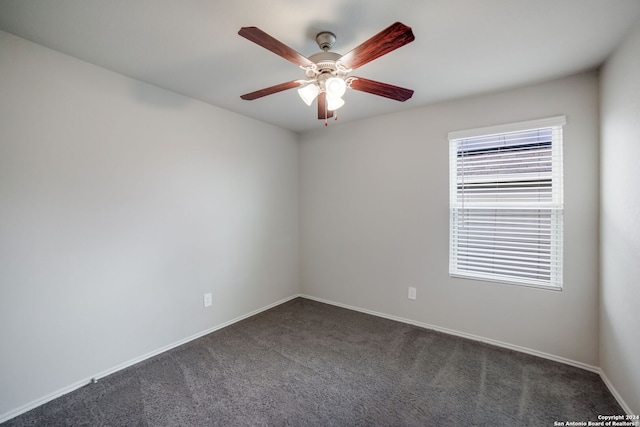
[337,22,415,71]
[349,77,414,102]
[240,80,304,100]
[239,27,315,69]
[317,92,334,119]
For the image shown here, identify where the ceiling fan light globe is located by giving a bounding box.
[298,84,319,106]
[325,77,347,98]
[326,95,345,111]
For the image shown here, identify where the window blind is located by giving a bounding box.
[449,116,565,289]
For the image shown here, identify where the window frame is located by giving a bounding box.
[448,116,566,291]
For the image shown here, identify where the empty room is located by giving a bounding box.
[1,1,639,425]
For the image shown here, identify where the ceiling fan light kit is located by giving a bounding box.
[238,22,415,126]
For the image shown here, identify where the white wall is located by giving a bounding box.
[300,71,600,367]
[600,19,640,414]
[0,30,299,420]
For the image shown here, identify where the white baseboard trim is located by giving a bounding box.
[598,369,634,415]
[0,294,300,424]
[299,294,600,373]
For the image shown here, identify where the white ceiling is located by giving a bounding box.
[1,0,639,133]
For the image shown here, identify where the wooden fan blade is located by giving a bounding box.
[240,80,303,100]
[239,27,315,69]
[317,92,334,119]
[337,22,414,71]
[349,77,414,102]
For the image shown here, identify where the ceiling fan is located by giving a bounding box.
[238,22,415,124]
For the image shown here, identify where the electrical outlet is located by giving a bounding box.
[203,293,212,308]
[408,286,417,300]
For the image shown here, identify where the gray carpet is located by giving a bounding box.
[3,297,623,426]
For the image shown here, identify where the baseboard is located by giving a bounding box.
[598,369,634,415]
[0,294,300,424]
[299,294,601,374]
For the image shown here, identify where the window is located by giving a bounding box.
[448,116,565,290]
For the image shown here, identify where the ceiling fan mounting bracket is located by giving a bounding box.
[315,31,336,51]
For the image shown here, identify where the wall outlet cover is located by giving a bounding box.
[203,293,213,307]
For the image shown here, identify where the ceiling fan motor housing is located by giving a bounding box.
[305,51,347,87]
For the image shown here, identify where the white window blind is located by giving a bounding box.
[449,116,565,290]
